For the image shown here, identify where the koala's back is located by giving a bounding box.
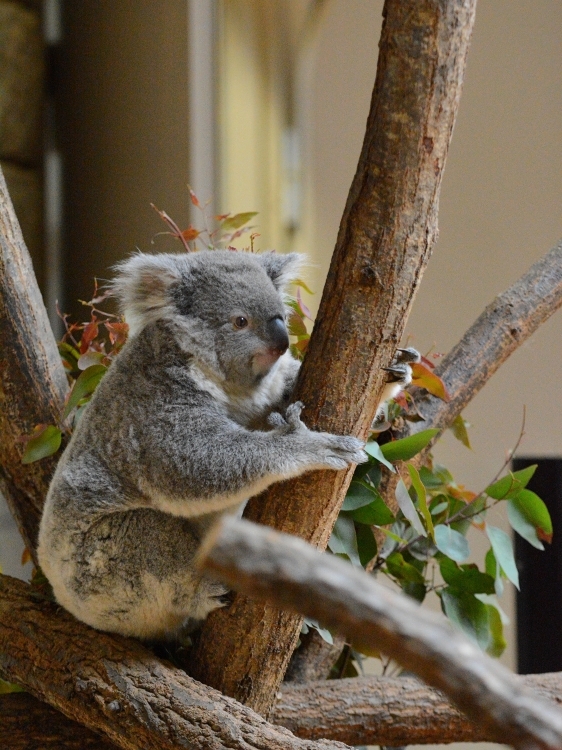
[38,326,232,638]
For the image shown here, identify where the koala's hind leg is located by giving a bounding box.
[49,508,229,640]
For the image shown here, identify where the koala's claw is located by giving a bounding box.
[395,347,421,365]
[267,412,287,429]
[320,434,368,469]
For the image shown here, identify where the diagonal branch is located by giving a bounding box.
[0,165,68,557]
[0,574,348,750]
[188,0,478,714]
[198,516,562,750]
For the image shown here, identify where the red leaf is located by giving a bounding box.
[411,362,450,401]
[80,321,99,354]
[296,287,312,320]
[181,226,201,242]
[105,322,129,347]
[537,528,553,544]
[189,188,201,207]
[21,548,32,565]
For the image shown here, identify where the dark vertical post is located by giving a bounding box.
[513,457,562,674]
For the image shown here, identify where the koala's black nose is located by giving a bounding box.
[267,316,289,355]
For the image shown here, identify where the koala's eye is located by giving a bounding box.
[233,316,248,329]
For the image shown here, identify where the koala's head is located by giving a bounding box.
[112,250,304,388]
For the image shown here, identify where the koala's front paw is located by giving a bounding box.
[268,401,308,434]
[309,432,368,471]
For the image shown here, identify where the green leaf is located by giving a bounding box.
[364,441,395,472]
[407,463,434,539]
[356,524,378,567]
[434,524,469,562]
[430,499,449,515]
[0,678,24,695]
[508,489,552,545]
[419,466,445,490]
[486,525,519,589]
[342,481,379,511]
[292,278,314,295]
[439,557,495,594]
[450,414,472,449]
[379,428,439,463]
[58,341,80,370]
[441,587,490,650]
[287,311,308,337]
[328,516,361,567]
[402,581,427,603]
[220,211,258,231]
[350,497,394,526]
[353,458,382,487]
[386,552,425,584]
[485,548,504,596]
[22,425,62,464]
[63,364,107,418]
[484,603,506,657]
[395,478,426,537]
[485,465,537,500]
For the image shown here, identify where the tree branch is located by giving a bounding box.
[0,574,349,750]
[0,165,68,557]
[7,667,562,749]
[198,516,562,750]
[7,671,562,749]
[188,0,477,715]
[275,672,562,746]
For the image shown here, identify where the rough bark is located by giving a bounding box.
[188,0,478,715]
[7,669,562,750]
[0,166,68,557]
[198,516,562,750]
[284,630,346,683]
[0,574,349,750]
[275,673,562,746]
[0,692,117,750]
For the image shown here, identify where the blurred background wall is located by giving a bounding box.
[1,1,561,730]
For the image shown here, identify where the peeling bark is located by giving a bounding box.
[188,0,478,715]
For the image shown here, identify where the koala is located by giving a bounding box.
[37,249,369,641]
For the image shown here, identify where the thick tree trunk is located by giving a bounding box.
[0,166,68,558]
[188,0,478,715]
[0,574,348,750]
[198,516,562,750]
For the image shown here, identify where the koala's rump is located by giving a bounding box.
[40,506,226,639]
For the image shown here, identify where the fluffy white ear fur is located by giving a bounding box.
[258,252,306,292]
[111,253,182,336]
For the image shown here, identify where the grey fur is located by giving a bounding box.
[38,249,367,640]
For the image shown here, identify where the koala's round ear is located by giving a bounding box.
[111,253,182,335]
[258,252,306,292]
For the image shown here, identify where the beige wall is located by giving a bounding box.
[59,1,190,315]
